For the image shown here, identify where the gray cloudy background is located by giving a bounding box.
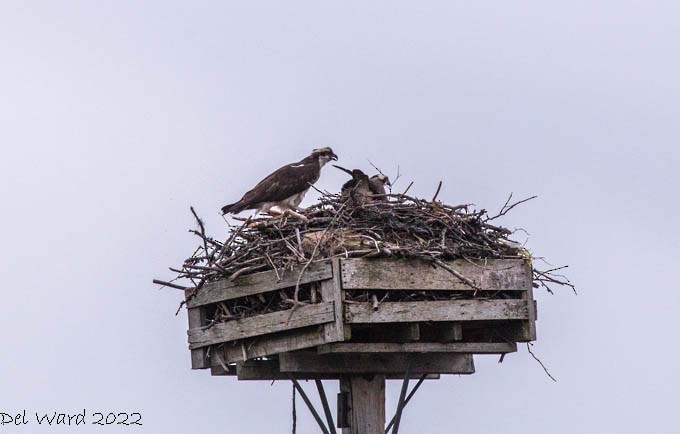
[1,1,679,433]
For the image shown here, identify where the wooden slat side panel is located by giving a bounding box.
[519,282,538,342]
[341,258,530,291]
[221,326,329,363]
[187,307,209,369]
[320,258,349,343]
[188,302,334,349]
[345,300,529,324]
[316,342,516,354]
[187,260,332,308]
[279,352,475,374]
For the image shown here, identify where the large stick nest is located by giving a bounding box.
[155,190,574,320]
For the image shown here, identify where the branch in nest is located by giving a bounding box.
[486,194,538,221]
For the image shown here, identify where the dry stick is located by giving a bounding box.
[432,259,481,294]
[228,264,267,281]
[152,279,189,290]
[306,181,331,196]
[527,342,557,382]
[295,228,305,259]
[486,194,538,221]
[217,216,252,262]
[174,300,186,316]
[389,165,402,191]
[265,251,282,282]
[189,206,210,259]
[400,181,414,198]
[533,267,576,294]
[367,159,387,178]
[431,180,443,202]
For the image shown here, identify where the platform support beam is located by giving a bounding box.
[339,375,386,434]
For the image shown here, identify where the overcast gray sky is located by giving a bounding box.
[2,1,679,433]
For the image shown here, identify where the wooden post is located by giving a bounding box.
[340,375,386,434]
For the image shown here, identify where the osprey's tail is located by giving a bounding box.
[221,201,248,215]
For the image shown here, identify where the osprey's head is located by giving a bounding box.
[311,147,338,166]
[370,173,391,187]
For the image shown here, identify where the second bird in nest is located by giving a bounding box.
[333,165,391,206]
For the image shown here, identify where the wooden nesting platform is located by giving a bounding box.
[185,257,536,380]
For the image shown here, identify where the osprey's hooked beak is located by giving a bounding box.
[333,164,353,176]
[385,178,392,187]
[330,152,338,161]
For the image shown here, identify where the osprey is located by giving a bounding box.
[221,147,338,220]
[333,165,374,206]
[368,173,391,199]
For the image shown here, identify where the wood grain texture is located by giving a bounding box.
[188,302,334,349]
[279,352,475,374]
[187,307,209,369]
[208,360,441,380]
[341,375,385,434]
[341,258,530,291]
[345,299,529,324]
[321,258,350,343]
[186,260,332,308]
[316,342,516,354]
[522,280,538,341]
[215,326,329,363]
[420,322,463,342]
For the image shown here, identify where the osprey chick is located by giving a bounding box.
[368,173,391,200]
[221,147,338,220]
[333,165,373,206]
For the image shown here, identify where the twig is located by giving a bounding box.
[433,259,481,294]
[400,181,414,197]
[190,206,210,258]
[486,194,538,221]
[526,342,557,382]
[152,279,189,290]
[432,181,443,202]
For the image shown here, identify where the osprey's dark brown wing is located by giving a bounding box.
[221,159,319,214]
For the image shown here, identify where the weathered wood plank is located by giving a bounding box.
[519,283,537,341]
[279,352,475,374]
[341,375,385,434]
[341,258,530,291]
[188,302,334,349]
[418,321,463,342]
[213,326,330,364]
[187,307,209,369]
[345,300,529,324]
[208,360,441,380]
[321,258,350,343]
[316,342,517,354]
[403,323,420,342]
[186,260,332,308]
